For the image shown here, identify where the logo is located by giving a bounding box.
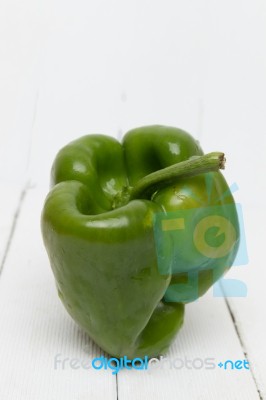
[53,353,250,373]
[153,179,248,301]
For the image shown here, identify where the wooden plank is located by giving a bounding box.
[118,294,259,400]
[0,186,117,399]
[197,0,266,396]
[0,0,41,272]
[185,0,266,396]
[219,206,266,399]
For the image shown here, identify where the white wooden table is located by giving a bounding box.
[1,1,265,398]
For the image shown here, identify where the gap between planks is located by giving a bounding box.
[222,285,263,400]
[0,184,29,278]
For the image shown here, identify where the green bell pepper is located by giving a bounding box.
[41,125,239,359]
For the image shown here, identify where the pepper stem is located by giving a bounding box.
[129,152,226,200]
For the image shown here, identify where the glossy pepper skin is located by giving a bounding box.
[41,125,239,359]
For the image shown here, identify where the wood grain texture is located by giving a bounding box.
[118,295,259,400]
[0,188,117,400]
[0,187,260,399]
[0,0,266,398]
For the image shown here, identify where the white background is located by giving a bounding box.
[0,0,265,399]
